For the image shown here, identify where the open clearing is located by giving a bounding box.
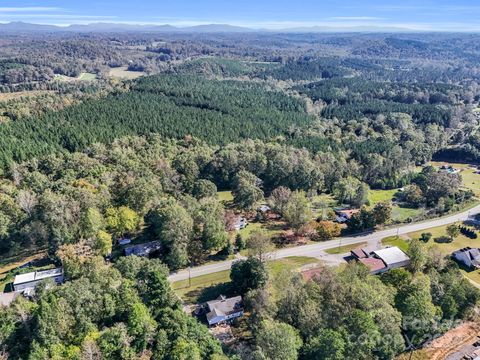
[109,66,145,79]
[172,256,319,303]
[0,90,56,102]
[54,72,97,82]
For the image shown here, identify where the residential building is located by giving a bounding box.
[234,216,248,231]
[334,208,359,223]
[13,268,64,293]
[206,295,244,326]
[452,247,480,269]
[124,241,162,257]
[257,205,271,213]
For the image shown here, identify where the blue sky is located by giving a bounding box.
[1,0,480,31]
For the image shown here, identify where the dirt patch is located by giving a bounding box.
[423,322,480,360]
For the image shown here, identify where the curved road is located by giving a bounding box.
[168,204,480,282]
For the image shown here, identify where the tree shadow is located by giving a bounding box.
[183,282,235,304]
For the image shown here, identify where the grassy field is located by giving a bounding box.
[238,221,285,239]
[0,90,56,102]
[172,256,319,303]
[54,72,97,82]
[109,67,145,79]
[408,225,478,255]
[392,206,424,222]
[408,224,480,286]
[325,242,368,255]
[368,189,398,205]
[381,236,409,252]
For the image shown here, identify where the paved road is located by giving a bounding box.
[168,204,480,282]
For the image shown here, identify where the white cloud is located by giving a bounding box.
[328,16,384,21]
[0,7,62,13]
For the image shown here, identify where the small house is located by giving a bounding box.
[452,247,480,269]
[13,268,64,293]
[258,205,271,213]
[234,217,248,231]
[206,295,244,326]
[124,241,162,257]
[334,208,359,223]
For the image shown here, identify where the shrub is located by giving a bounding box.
[419,232,432,243]
[460,226,478,239]
[434,236,453,244]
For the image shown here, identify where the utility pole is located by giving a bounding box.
[188,267,191,288]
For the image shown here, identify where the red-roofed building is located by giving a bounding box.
[351,247,369,259]
[359,258,387,275]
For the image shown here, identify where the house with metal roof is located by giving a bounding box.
[453,247,480,269]
[13,268,64,293]
[372,247,410,271]
[206,295,244,326]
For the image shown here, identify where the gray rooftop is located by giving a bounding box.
[372,247,410,265]
[13,268,63,286]
[206,295,242,321]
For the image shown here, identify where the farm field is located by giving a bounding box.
[109,66,145,79]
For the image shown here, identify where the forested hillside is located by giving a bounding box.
[0,75,311,170]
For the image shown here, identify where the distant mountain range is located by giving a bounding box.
[0,21,422,33]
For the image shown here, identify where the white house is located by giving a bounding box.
[234,217,248,231]
[13,268,64,293]
[453,247,480,269]
[372,247,410,270]
[206,295,244,326]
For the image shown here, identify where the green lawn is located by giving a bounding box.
[172,256,319,303]
[391,206,424,222]
[368,189,397,205]
[325,242,368,255]
[381,236,409,252]
[408,224,479,256]
[408,223,480,287]
[217,190,234,202]
[238,221,285,239]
